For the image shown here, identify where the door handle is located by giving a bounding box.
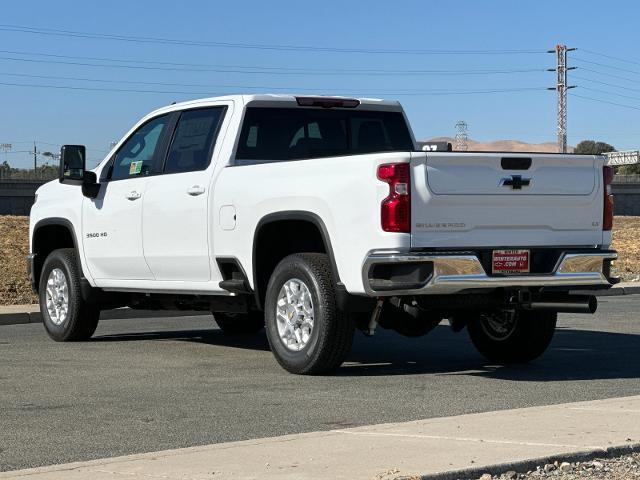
[187,185,206,196]
[125,190,141,200]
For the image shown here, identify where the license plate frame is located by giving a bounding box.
[492,249,530,274]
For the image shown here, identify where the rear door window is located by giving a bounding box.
[164,107,226,174]
[236,107,413,162]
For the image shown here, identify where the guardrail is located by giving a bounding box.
[613,174,640,184]
[0,180,47,215]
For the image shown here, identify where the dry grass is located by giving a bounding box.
[611,216,640,281]
[0,215,38,305]
[0,216,638,306]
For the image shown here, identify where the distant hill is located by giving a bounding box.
[422,137,571,153]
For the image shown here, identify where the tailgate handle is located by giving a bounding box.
[501,157,532,170]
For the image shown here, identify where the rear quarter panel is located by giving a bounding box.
[213,153,412,294]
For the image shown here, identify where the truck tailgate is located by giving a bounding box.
[410,152,605,248]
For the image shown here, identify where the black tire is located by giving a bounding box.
[38,248,100,342]
[264,253,354,375]
[214,312,264,335]
[467,309,557,364]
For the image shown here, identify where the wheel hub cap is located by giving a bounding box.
[45,268,69,326]
[276,278,314,351]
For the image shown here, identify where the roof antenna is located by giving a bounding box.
[171,101,177,105]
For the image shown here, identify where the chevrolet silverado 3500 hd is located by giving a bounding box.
[28,94,617,374]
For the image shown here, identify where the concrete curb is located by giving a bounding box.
[1,283,638,327]
[3,396,639,480]
[410,442,640,480]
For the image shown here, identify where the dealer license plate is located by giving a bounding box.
[492,249,530,274]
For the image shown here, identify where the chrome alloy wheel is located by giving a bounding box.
[45,268,69,326]
[275,278,314,351]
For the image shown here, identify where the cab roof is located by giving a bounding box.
[147,94,404,117]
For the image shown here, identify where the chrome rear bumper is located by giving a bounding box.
[362,250,617,296]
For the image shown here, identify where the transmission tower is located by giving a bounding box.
[547,44,576,153]
[454,121,469,151]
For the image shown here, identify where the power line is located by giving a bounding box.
[0,79,548,97]
[0,55,547,76]
[573,93,640,111]
[581,49,640,68]
[572,57,640,76]
[0,49,348,72]
[0,49,546,74]
[0,71,548,96]
[578,67,640,84]
[5,139,109,153]
[580,86,640,103]
[0,24,547,55]
[572,74,640,93]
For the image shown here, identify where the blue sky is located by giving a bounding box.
[1,0,639,168]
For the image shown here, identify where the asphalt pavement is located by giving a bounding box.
[1,296,639,472]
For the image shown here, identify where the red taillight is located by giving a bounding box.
[603,165,614,231]
[295,96,360,108]
[377,163,410,233]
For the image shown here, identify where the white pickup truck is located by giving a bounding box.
[28,94,617,374]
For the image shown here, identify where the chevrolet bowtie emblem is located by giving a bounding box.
[502,175,531,190]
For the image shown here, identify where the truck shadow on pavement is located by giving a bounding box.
[338,325,640,381]
[91,321,640,382]
[91,328,272,351]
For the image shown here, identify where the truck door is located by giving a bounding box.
[82,114,173,281]
[142,106,228,282]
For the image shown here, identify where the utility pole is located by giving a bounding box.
[547,44,576,153]
[0,143,11,179]
[454,121,469,151]
[33,141,37,173]
[0,143,11,161]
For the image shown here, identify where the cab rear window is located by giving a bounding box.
[236,107,413,162]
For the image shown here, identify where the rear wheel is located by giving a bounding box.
[264,253,354,375]
[214,312,264,335]
[39,248,100,342]
[467,309,557,363]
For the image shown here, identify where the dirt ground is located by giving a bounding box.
[611,216,640,282]
[0,215,37,305]
[1,215,639,306]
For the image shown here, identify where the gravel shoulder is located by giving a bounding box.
[474,453,640,480]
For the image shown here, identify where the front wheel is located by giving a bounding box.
[264,253,354,375]
[39,248,100,342]
[467,310,557,364]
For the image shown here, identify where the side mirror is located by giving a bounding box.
[59,145,86,183]
[82,171,100,199]
[59,145,100,199]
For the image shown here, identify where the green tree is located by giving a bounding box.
[574,140,616,155]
